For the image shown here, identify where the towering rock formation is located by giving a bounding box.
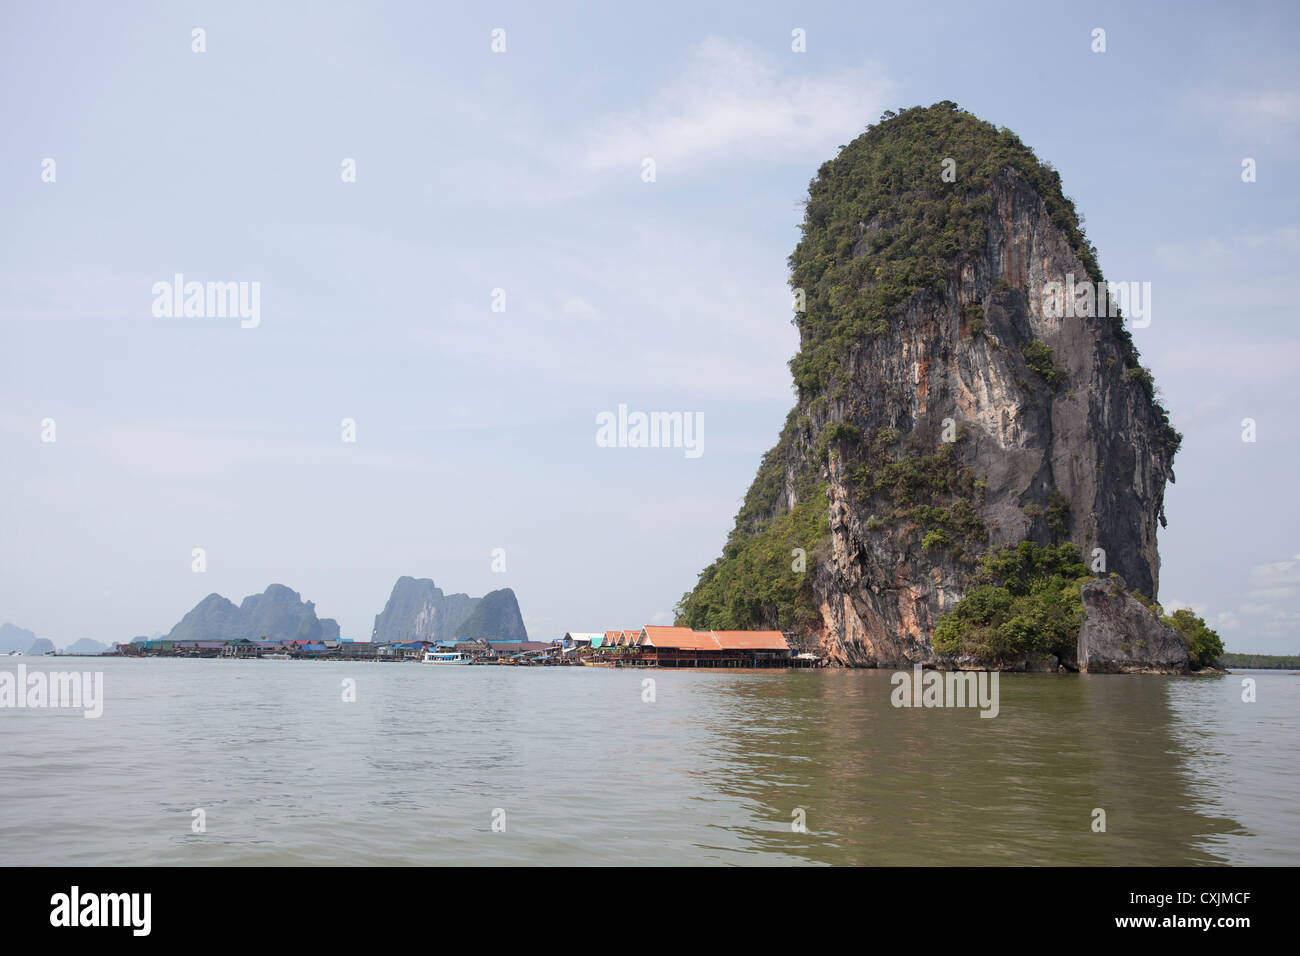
[677,103,1180,667]
[371,578,527,643]
[166,584,341,643]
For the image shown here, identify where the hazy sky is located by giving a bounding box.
[2,1,1298,653]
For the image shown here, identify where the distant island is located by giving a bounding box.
[162,583,342,645]
[150,578,528,646]
[0,623,38,654]
[1,576,530,657]
[0,622,105,656]
[1218,653,1300,670]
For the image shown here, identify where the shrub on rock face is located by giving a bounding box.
[1162,608,1225,669]
[1021,340,1067,391]
[932,542,1091,664]
[921,529,950,551]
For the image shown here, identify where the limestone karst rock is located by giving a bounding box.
[678,103,1181,667]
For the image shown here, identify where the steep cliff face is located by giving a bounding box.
[678,103,1180,667]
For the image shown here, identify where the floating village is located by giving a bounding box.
[111,626,822,668]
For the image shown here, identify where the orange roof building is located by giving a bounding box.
[709,630,789,651]
[638,626,720,651]
[588,626,792,660]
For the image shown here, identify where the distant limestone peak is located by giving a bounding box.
[454,588,528,642]
[372,578,527,643]
[165,584,341,643]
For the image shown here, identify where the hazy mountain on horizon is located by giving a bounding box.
[165,584,342,644]
[0,622,38,654]
[1,623,110,655]
[63,638,110,655]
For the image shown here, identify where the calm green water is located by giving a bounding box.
[1,657,1295,865]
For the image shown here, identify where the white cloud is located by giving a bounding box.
[1161,596,1203,615]
[1211,610,1240,632]
[1153,226,1300,270]
[405,37,891,205]
[1248,555,1300,591]
[561,295,600,321]
[1190,87,1300,144]
[580,37,892,176]
[1168,553,1300,647]
[1235,89,1300,137]
[1229,554,1300,642]
[1147,228,1300,379]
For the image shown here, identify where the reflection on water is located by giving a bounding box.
[0,659,1294,865]
[703,671,1259,864]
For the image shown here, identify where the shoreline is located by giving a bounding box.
[4,652,1243,676]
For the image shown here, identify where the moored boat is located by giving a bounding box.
[420,650,472,664]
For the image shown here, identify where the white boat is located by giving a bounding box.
[420,650,472,664]
[262,652,291,660]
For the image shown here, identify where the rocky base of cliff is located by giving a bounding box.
[1077,577,1190,674]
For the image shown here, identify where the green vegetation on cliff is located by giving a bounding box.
[676,414,829,631]
[789,102,1115,394]
[933,544,1227,668]
[846,432,986,557]
[932,542,1091,663]
[787,102,1178,454]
